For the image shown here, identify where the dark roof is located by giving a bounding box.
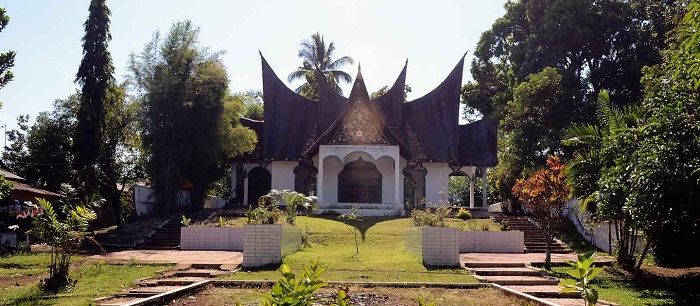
[248,53,497,166]
[458,118,498,167]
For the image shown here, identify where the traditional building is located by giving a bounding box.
[231,54,497,216]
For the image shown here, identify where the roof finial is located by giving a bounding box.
[357,62,362,79]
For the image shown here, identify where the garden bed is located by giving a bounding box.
[167,285,529,306]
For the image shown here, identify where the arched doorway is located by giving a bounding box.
[338,157,382,203]
[247,166,271,206]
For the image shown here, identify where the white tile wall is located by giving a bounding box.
[180,227,244,251]
[459,231,525,253]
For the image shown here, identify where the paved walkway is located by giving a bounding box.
[460,252,613,266]
[90,250,243,265]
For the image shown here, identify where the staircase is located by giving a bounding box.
[465,262,615,306]
[95,263,235,306]
[135,209,215,250]
[494,216,571,253]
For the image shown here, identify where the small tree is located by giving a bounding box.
[338,207,363,258]
[512,155,570,270]
[559,251,603,306]
[31,198,98,291]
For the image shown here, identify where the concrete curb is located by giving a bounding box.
[120,280,211,306]
[490,283,561,306]
[213,279,490,289]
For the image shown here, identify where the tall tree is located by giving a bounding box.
[464,0,683,202]
[73,0,114,197]
[288,32,354,100]
[129,21,256,213]
[0,6,15,107]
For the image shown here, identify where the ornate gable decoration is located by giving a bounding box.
[330,99,389,145]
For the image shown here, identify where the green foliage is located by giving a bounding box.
[74,0,115,195]
[0,175,11,203]
[128,20,256,213]
[463,0,681,203]
[288,32,354,99]
[180,215,191,227]
[338,207,364,257]
[0,7,16,100]
[2,96,80,192]
[672,0,700,88]
[262,260,347,306]
[410,206,450,228]
[455,208,471,221]
[235,90,264,120]
[266,189,316,225]
[30,198,98,291]
[245,196,284,225]
[559,251,603,306]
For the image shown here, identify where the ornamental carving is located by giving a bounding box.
[331,100,388,145]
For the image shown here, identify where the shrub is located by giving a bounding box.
[262,260,348,306]
[265,189,317,225]
[410,206,450,227]
[31,198,98,291]
[180,215,192,227]
[245,196,284,225]
[455,207,471,220]
[559,251,603,306]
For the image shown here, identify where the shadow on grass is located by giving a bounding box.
[312,214,403,241]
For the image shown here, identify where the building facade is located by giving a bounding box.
[231,54,497,216]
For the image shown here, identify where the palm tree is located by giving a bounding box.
[562,89,640,210]
[288,32,354,100]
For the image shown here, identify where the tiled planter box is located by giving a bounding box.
[180,227,244,251]
[459,231,524,253]
[243,224,302,268]
[405,227,460,267]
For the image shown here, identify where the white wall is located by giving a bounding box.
[271,161,298,191]
[322,156,342,205]
[377,156,395,203]
[423,163,451,206]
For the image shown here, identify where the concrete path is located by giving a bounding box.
[90,250,243,265]
[460,252,613,266]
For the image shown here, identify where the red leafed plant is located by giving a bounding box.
[512,155,570,269]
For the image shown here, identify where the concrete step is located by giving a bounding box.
[129,286,184,294]
[479,275,560,285]
[154,276,208,286]
[504,285,579,298]
[470,267,542,276]
[526,249,572,254]
[322,203,404,210]
[171,269,224,277]
[464,262,526,268]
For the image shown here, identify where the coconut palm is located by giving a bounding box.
[288,32,354,100]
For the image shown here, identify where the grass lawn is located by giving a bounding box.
[169,286,533,306]
[227,216,498,283]
[0,253,170,306]
[550,266,698,305]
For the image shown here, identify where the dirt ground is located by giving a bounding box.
[168,285,532,306]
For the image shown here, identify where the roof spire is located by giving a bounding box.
[349,62,369,101]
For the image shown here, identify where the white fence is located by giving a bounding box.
[563,199,646,253]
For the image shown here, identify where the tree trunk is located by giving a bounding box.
[545,220,552,270]
[633,238,652,279]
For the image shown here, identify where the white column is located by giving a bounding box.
[482,167,488,210]
[469,174,475,209]
[394,157,400,204]
[230,164,237,199]
[243,177,249,207]
[317,156,324,203]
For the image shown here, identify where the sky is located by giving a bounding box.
[0,0,507,132]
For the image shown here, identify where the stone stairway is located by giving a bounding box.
[94,263,235,306]
[465,262,615,306]
[494,216,571,253]
[136,210,215,250]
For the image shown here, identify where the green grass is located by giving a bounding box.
[0,253,55,278]
[227,216,483,283]
[0,254,170,306]
[551,267,696,305]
